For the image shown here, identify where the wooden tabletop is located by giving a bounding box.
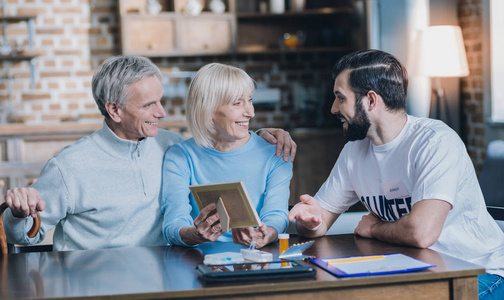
[0,234,485,299]
[0,120,188,136]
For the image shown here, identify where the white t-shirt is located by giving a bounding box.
[316,115,504,276]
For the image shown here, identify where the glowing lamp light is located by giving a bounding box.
[422,25,469,77]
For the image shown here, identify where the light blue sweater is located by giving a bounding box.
[3,121,184,251]
[161,132,292,246]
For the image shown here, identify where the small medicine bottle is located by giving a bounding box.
[278,233,290,254]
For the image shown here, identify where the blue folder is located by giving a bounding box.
[309,253,435,277]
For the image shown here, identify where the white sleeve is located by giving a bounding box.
[410,136,462,206]
[315,144,360,214]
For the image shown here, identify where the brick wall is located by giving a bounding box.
[0,0,117,124]
[153,52,343,129]
[0,0,346,130]
[458,0,485,173]
[1,0,485,170]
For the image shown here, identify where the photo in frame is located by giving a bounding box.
[189,181,261,232]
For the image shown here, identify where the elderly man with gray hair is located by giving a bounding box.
[2,56,296,251]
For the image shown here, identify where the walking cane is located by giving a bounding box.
[0,203,41,255]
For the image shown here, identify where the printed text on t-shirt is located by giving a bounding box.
[360,195,412,221]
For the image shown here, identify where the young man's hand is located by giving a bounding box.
[288,194,323,231]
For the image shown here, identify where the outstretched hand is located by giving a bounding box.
[288,194,323,231]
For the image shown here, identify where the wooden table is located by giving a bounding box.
[0,234,484,299]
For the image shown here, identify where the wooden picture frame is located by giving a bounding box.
[189,181,261,232]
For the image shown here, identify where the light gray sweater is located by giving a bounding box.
[3,122,184,251]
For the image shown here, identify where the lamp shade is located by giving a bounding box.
[421,25,469,77]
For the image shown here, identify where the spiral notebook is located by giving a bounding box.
[309,253,435,277]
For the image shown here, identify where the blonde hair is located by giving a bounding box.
[186,63,255,148]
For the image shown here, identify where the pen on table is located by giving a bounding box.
[327,255,385,264]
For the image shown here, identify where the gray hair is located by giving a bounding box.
[92,55,163,119]
[186,63,255,148]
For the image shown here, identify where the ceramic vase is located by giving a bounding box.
[209,0,226,13]
[270,0,285,14]
[185,0,203,16]
[0,38,12,56]
[146,0,162,15]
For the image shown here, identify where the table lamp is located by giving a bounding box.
[421,25,469,127]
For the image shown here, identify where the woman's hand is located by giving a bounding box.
[180,203,224,245]
[231,223,277,248]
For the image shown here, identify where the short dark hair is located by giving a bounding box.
[332,49,408,111]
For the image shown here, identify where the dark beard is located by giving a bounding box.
[345,98,371,141]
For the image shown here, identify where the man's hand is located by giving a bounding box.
[288,194,339,238]
[5,187,45,219]
[288,194,323,231]
[354,213,382,238]
[231,223,276,248]
[181,203,224,245]
[258,128,297,162]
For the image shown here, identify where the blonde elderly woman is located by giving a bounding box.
[161,63,292,248]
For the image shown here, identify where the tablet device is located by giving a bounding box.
[196,260,316,283]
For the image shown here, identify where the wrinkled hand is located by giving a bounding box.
[231,223,275,248]
[5,187,45,219]
[258,128,297,162]
[192,203,224,243]
[288,194,322,231]
[354,213,382,238]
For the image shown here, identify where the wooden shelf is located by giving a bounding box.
[0,15,36,22]
[0,12,39,87]
[0,121,188,136]
[0,53,39,61]
[122,11,233,17]
[236,4,359,56]
[237,7,354,19]
[121,11,175,17]
[118,1,364,58]
[236,46,354,55]
[119,1,236,57]
[142,46,353,57]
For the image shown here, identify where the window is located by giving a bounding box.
[490,0,504,122]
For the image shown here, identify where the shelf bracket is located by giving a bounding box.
[29,58,36,88]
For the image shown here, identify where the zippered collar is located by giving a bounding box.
[92,120,149,159]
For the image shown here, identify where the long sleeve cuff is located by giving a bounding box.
[2,208,35,245]
[164,220,196,247]
[262,214,288,239]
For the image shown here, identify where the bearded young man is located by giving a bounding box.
[288,49,504,300]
